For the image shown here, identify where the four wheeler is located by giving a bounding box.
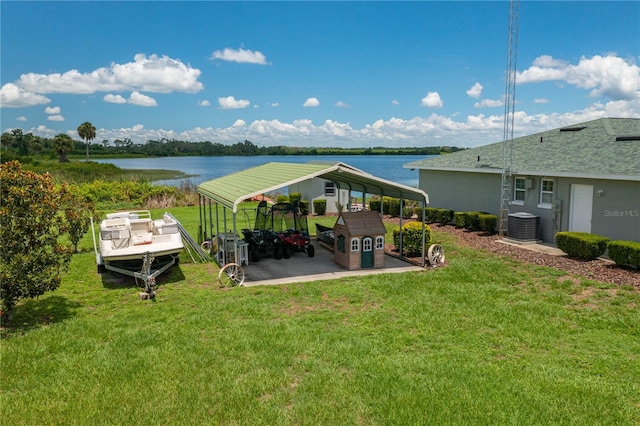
[271,202,315,258]
[240,200,284,262]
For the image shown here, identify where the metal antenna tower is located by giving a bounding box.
[499,0,520,237]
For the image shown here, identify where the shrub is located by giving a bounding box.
[289,192,302,204]
[313,199,327,215]
[425,208,438,223]
[402,206,414,219]
[463,211,484,231]
[299,200,310,215]
[454,212,466,228]
[607,240,640,268]
[369,198,381,212]
[478,214,498,234]
[555,232,610,261]
[438,209,455,225]
[276,195,289,203]
[393,222,431,256]
[387,197,401,217]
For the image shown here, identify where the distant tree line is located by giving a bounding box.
[1,129,464,161]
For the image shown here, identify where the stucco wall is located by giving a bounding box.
[418,170,640,243]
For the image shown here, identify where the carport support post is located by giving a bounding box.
[421,203,426,267]
[399,198,403,258]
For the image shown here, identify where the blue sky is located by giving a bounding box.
[1,1,639,148]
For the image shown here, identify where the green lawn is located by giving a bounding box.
[1,206,639,425]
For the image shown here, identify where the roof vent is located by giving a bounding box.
[559,126,587,132]
[616,135,640,141]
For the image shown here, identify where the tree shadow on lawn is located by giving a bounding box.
[1,295,82,338]
[100,266,186,290]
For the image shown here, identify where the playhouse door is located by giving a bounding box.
[361,237,374,268]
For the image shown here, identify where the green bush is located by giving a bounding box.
[313,199,327,215]
[454,212,466,228]
[387,197,401,217]
[393,222,431,256]
[607,240,640,268]
[276,195,289,203]
[369,198,381,212]
[556,232,610,261]
[436,208,455,224]
[478,214,498,234]
[299,200,310,215]
[289,192,301,204]
[463,211,484,231]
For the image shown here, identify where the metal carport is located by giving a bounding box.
[197,161,430,268]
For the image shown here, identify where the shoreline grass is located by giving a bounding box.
[2,206,639,425]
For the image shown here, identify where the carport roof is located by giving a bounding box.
[197,161,429,212]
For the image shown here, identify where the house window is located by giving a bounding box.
[539,179,554,207]
[351,238,360,252]
[337,235,345,253]
[324,182,336,196]
[363,237,372,252]
[375,236,384,250]
[514,177,526,203]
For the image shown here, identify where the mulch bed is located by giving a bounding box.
[382,217,639,290]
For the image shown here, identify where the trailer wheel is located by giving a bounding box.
[218,263,245,287]
[306,244,315,258]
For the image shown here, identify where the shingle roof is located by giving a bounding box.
[405,118,640,180]
[336,211,387,236]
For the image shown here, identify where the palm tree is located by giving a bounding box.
[77,121,96,160]
[53,133,74,163]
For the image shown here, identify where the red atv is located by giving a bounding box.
[271,202,315,259]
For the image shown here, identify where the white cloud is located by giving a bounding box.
[129,91,157,107]
[391,100,399,105]
[421,92,443,108]
[13,53,203,96]
[270,102,279,107]
[518,54,640,100]
[335,101,350,108]
[16,116,27,122]
[534,98,549,104]
[47,114,65,121]
[104,94,127,104]
[218,96,250,109]
[0,83,50,108]
[210,47,268,65]
[466,82,483,99]
[473,99,504,108]
[198,100,211,107]
[303,97,319,107]
[45,106,61,114]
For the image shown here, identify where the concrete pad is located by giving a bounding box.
[242,243,424,287]
[498,238,566,256]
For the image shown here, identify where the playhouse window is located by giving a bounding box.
[324,182,336,196]
[337,235,345,253]
[351,238,360,252]
[363,237,372,252]
[375,236,384,250]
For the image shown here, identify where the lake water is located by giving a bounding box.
[94,155,432,188]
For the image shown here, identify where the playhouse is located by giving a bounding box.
[333,211,387,270]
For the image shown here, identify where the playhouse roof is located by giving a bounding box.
[335,211,387,236]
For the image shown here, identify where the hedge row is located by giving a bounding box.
[313,199,327,215]
[424,208,455,224]
[393,222,432,256]
[555,232,609,261]
[454,211,498,234]
[607,240,640,268]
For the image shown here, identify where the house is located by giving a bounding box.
[288,162,366,214]
[405,118,640,243]
[333,211,387,270]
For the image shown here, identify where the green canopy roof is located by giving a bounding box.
[197,161,429,212]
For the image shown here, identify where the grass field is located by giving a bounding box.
[1,206,639,425]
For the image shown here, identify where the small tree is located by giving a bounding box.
[53,133,74,162]
[0,161,73,325]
